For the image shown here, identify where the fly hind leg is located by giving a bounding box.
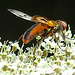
[33,36,45,55]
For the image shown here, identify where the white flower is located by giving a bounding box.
[62,69,75,75]
[41,42,46,48]
[11,42,20,49]
[51,41,57,48]
[52,64,59,70]
[0,42,2,46]
[45,67,55,74]
[65,25,72,38]
[30,72,40,75]
[0,62,4,69]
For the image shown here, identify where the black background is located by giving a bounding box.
[0,0,75,46]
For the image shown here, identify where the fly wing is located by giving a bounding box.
[22,23,51,44]
[8,9,32,21]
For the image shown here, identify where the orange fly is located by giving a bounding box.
[8,9,67,54]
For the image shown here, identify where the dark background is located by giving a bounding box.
[0,0,75,46]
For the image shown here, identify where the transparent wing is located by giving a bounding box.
[8,9,32,21]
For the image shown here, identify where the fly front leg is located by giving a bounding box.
[52,32,62,49]
[61,30,66,46]
[51,27,63,49]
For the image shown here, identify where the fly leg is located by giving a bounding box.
[61,30,66,45]
[33,29,48,55]
[18,34,23,42]
[52,33,62,49]
[33,36,45,55]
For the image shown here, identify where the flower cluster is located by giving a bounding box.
[0,25,75,75]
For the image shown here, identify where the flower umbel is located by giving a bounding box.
[0,25,75,75]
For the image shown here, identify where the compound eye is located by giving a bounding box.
[60,21,67,30]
